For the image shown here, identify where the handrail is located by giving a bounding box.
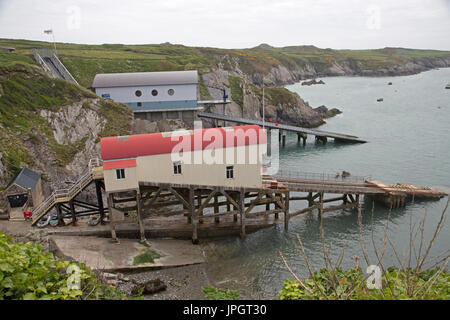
[272,169,371,184]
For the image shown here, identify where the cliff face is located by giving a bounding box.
[200,68,324,128]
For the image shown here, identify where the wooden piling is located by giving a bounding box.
[190,187,198,244]
[214,194,220,223]
[136,190,146,242]
[108,193,118,242]
[284,190,290,231]
[239,189,246,238]
[95,180,104,223]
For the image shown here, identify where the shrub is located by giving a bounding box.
[0,232,140,300]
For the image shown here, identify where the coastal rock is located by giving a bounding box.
[314,105,342,118]
[131,278,167,295]
[302,79,325,86]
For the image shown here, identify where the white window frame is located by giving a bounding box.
[173,161,182,175]
[226,166,234,179]
[116,168,126,180]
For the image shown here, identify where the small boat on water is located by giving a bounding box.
[445,84,450,89]
[377,98,384,102]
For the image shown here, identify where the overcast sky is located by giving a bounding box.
[0,0,449,50]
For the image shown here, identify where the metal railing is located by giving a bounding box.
[32,158,102,223]
[271,169,371,184]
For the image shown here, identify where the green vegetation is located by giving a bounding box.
[2,39,449,89]
[228,75,244,107]
[202,285,240,300]
[278,266,449,300]
[133,247,164,265]
[0,57,132,183]
[0,232,139,300]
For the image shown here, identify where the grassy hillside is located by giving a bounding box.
[0,55,132,183]
[1,39,449,88]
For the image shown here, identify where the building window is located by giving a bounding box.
[168,89,175,96]
[173,161,182,175]
[137,102,142,107]
[226,166,234,179]
[116,168,125,180]
[135,90,142,97]
[152,89,158,96]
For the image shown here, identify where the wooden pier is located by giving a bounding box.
[197,112,367,145]
[31,160,448,244]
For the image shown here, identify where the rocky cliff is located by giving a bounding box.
[0,62,133,190]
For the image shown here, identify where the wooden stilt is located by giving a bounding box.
[56,203,64,226]
[95,180,105,223]
[197,191,203,224]
[318,192,324,218]
[284,190,290,231]
[190,187,198,244]
[69,199,76,225]
[108,193,118,243]
[214,194,220,223]
[136,190,146,242]
[239,189,246,239]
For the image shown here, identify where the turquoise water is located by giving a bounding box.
[204,68,450,299]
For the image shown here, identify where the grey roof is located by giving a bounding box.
[7,167,40,190]
[92,70,198,88]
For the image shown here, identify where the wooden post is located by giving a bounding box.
[56,203,64,226]
[308,192,313,207]
[136,190,146,243]
[318,192,324,218]
[108,193,118,243]
[197,191,203,224]
[183,189,191,223]
[69,199,76,225]
[266,193,270,211]
[190,187,198,244]
[214,194,220,223]
[239,189,246,239]
[274,192,279,219]
[95,180,105,223]
[282,131,286,147]
[284,190,290,231]
[232,193,238,222]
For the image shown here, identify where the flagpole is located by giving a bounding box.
[51,27,56,55]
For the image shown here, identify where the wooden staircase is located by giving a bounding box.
[31,159,103,226]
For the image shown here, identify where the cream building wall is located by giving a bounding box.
[103,144,265,192]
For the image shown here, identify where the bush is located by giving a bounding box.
[0,232,139,300]
[278,266,449,300]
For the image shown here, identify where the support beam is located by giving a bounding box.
[108,193,118,243]
[190,187,198,244]
[284,191,290,231]
[136,190,146,243]
[318,192,324,218]
[239,189,246,239]
[214,194,220,223]
[95,180,105,223]
[69,199,76,225]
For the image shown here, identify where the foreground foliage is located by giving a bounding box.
[0,232,139,300]
[202,285,240,300]
[278,266,450,300]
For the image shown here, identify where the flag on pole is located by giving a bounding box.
[44,29,53,34]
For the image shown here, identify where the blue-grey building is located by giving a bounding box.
[92,70,201,124]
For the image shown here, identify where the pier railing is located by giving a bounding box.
[272,169,371,184]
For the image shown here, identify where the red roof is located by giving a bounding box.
[103,159,137,170]
[101,125,267,161]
